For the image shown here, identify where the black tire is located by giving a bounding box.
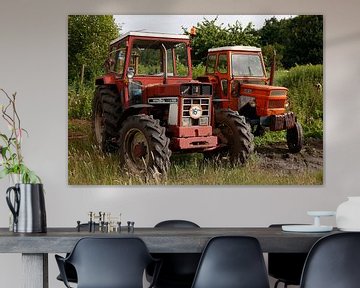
[207,109,254,165]
[92,86,122,152]
[287,122,304,153]
[118,114,171,178]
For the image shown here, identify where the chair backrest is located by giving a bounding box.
[155,219,200,228]
[66,237,154,288]
[191,236,270,288]
[152,220,201,287]
[300,232,360,288]
[268,224,308,285]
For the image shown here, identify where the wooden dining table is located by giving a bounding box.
[0,226,339,288]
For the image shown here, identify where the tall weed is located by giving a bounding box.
[276,64,323,138]
[68,82,94,119]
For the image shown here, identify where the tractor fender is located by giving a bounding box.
[119,104,154,124]
[95,74,117,86]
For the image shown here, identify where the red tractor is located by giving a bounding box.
[93,32,253,178]
[199,46,303,153]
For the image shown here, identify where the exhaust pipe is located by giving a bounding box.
[161,44,167,84]
[269,49,276,86]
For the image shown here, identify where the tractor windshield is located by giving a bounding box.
[130,40,189,77]
[231,53,264,77]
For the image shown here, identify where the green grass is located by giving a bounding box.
[68,120,322,185]
[68,82,94,119]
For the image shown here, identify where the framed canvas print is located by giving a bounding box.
[68,15,323,185]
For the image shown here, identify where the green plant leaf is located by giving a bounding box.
[0,168,9,179]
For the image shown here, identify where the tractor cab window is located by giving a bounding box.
[174,43,188,76]
[206,54,216,74]
[130,40,188,77]
[110,41,126,75]
[231,53,264,77]
[217,53,228,74]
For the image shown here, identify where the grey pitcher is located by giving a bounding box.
[6,183,47,233]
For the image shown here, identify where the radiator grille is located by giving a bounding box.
[182,98,210,126]
[268,99,285,109]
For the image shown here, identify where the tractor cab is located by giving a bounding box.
[201,46,303,153]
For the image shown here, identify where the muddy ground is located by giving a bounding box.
[255,138,323,173]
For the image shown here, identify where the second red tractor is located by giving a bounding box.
[199,45,303,154]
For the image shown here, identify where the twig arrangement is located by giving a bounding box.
[0,89,40,183]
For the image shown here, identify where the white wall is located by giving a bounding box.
[0,0,359,287]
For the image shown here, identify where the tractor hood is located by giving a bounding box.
[144,82,212,98]
[240,83,288,98]
[239,83,288,116]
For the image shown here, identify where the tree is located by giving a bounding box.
[282,16,323,68]
[68,15,120,83]
[184,17,260,65]
[258,17,289,47]
[258,16,323,69]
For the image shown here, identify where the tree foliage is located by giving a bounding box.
[184,17,260,65]
[258,16,323,69]
[68,15,119,83]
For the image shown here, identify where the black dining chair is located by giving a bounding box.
[56,223,100,284]
[268,224,308,288]
[191,236,270,288]
[55,237,160,288]
[147,220,201,288]
[300,232,360,288]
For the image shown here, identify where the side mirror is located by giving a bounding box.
[105,58,115,71]
[127,67,135,80]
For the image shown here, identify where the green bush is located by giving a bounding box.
[275,64,323,138]
[192,63,206,79]
[68,82,94,119]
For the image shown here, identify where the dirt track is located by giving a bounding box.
[255,139,323,173]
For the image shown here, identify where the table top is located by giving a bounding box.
[0,227,340,254]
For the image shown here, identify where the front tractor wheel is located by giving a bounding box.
[210,110,254,165]
[118,115,171,179]
[286,122,304,153]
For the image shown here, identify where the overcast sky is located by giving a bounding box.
[114,15,294,35]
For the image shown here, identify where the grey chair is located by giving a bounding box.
[55,237,160,288]
[148,220,201,288]
[191,236,270,288]
[300,232,360,288]
[268,224,308,288]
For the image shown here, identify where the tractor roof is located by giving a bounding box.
[111,31,189,45]
[208,46,261,52]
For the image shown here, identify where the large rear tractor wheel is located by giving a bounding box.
[286,122,304,153]
[207,110,254,165]
[118,115,171,179]
[92,86,122,153]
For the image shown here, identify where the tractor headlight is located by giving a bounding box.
[199,117,209,126]
[285,100,290,109]
[182,118,191,127]
[127,67,135,79]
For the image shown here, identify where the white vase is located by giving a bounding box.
[8,173,22,231]
[336,197,360,231]
[9,173,22,185]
